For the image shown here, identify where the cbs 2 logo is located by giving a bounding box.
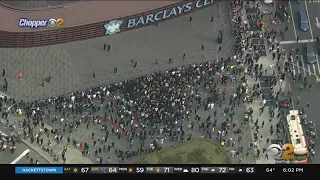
[48,18,65,28]
[268,144,294,159]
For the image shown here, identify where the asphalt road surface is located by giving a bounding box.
[288,1,312,41]
[281,42,320,76]
[305,0,320,38]
[282,0,320,42]
[287,76,320,163]
[0,125,49,164]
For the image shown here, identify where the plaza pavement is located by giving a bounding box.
[0,2,234,102]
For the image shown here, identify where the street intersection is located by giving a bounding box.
[273,0,320,77]
[0,125,48,164]
[287,76,320,163]
[279,0,320,163]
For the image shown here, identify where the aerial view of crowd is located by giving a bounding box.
[0,0,294,165]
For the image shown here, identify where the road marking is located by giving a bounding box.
[313,123,319,140]
[288,1,298,40]
[288,83,295,109]
[292,61,296,75]
[301,55,307,76]
[296,61,301,74]
[280,39,316,45]
[316,55,320,75]
[307,63,312,75]
[312,63,317,75]
[10,149,30,164]
[304,0,314,39]
[309,0,320,3]
[312,64,317,74]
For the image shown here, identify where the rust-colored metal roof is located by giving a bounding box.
[0,1,180,32]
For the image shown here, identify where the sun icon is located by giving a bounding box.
[73,168,78,173]
[128,168,133,173]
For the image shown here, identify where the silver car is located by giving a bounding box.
[305,44,317,64]
[307,52,316,64]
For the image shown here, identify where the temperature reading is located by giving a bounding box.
[136,167,144,173]
[246,167,255,173]
[164,167,170,173]
[219,167,227,173]
[81,167,89,173]
[108,167,117,173]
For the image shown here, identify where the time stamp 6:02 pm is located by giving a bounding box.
[266,167,304,174]
[18,18,65,28]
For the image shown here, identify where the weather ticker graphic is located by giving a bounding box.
[13,166,256,174]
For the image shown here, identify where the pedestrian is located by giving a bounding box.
[107,45,111,51]
[114,67,117,73]
[134,62,137,68]
[41,79,45,86]
[296,36,299,43]
[272,52,275,60]
[4,78,8,91]
[211,16,214,22]
[18,71,23,80]
[2,69,5,77]
[93,71,96,78]
[104,43,107,50]
[201,45,204,51]
[183,53,185,60]
[189,16,192,22]
[169,58,172,64]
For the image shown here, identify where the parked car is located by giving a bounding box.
[304,43,316,64]
[298,11,309,31]
[317,36,320,54]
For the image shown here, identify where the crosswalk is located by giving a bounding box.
[288,55,320,76]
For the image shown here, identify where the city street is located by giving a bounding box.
[281,0,320,42]
[281,43,320,76]
[287,76,320,163]
[287,0,313,41]
[0,126,49,164]
[305,0,320,38]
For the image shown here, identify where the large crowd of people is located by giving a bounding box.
[1,0,314,165]
[0,0,262,165]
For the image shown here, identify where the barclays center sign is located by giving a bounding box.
[104,0,217,35]
[127,0,216,28]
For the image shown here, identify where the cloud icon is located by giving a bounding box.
[104,20,123,35]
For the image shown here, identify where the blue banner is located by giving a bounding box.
[15,167,63,174]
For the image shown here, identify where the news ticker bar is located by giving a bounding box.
[15,166,254,174]
[13,165,311,175]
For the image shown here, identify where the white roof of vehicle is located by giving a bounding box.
[286,110,308,153]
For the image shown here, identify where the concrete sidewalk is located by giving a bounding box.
[246,54,286,164]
